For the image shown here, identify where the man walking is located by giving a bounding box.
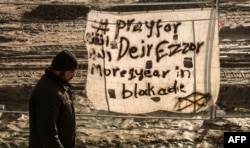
[29,50,78,148]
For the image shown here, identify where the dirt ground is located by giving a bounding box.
[0,0,250,147]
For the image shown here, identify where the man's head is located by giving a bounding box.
[51,50,78,82]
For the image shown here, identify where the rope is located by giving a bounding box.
[0,1,213,6]
[0,109,212,120]
[2,109,250,119]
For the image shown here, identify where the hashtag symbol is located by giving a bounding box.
[91,19,109,35]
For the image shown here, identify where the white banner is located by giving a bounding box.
[85,9,220,114]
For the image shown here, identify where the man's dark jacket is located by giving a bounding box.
[29,68,76,148]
